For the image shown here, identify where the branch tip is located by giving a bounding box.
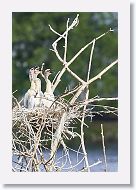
[110,28,114,32]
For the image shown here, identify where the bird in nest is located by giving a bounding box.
[41,68,55,108]
[23,67,43,109]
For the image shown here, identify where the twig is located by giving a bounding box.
[85,97,118,104]
[67,29,113,66]
[101,124,108,172]
[90,159,102,168]
[12,95,21,108]
[70,59,118,104]
[79,40,95,172]
[51,15,113,92]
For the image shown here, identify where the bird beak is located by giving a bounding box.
[34,67,41,75]
[45,69,52,75]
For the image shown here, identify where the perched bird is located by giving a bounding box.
[42,69,55,108]
[23,68,37,109]
[33,67,43,107]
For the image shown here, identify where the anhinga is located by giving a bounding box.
[42,69,55,108]
[23,68,37,109]
[33,67,43,107]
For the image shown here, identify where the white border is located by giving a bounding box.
[0,0,130,184]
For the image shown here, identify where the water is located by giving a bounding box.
[52,143,118,172]
[13,143,117,172]
[88,144,118,172]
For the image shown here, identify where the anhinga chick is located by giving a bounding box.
[42,69,55,108]
[33,67,43,107]
[23,68,37,109]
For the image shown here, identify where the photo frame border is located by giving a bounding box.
[0,0,130,184]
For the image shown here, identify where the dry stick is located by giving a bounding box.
[52,71,60,85]
[51,15,113,92]
[80,39,95,172]
[12,90,18,94]
[49,25,64,38]
[51,16,80,91]
[80,159,102,171]
[89,159,102,168]
[49,18,83,171]
[65,29,113,78]
[101,124,108,172]
[66,67,85,84]
[68,30,112,67]
[56,19,82,86]
[79,97,118,109]
[85,97,118,104]
[49,21,71,170]
[60,85,81,98]
[50,14,79,64]
[52,28,112,91]
[70,59,118,104]
[88,60,117,85]
[95,104,118,116]
[12,95,21,108]
[49,112,67,171]
[63,18,69,64]
[52,14,79,47]
[60,139,73,171]
[94,104,118,110]
[51,36,79,171]
[28,124,45,171]
[53,61,85,92]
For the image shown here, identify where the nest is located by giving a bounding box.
[12,97,83,131]
[12,94,118,172]
[12,96,91,172]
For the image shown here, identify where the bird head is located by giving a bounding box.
[44,69,52,78]
[34,66,41,76]
[29,67,34,74]
[29,67,35,81]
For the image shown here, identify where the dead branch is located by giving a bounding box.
[70,59,118,104]
[101,124,108,172]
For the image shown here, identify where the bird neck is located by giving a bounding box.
[35,78,41,92]
[30,80,35,90]
[30,77,41,93]
[45,77,53,94]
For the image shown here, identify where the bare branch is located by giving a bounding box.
[48,24,64,38]
[101,124,108,172]
[67,29,113,66]
[70,59,118,104]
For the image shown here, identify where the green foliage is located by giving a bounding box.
[12,12,118,101]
